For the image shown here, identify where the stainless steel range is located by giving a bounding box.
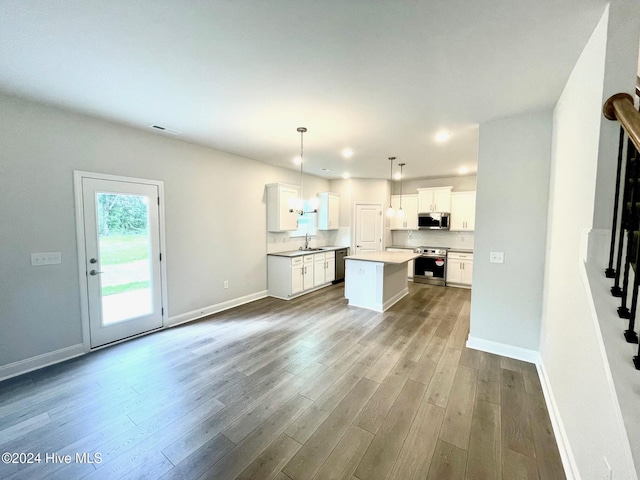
[413,247,448,286]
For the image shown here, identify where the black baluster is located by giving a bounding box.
[625,227,640,343]
[606,127,626,278]
[618,146,639,317]
[613,137,636,297]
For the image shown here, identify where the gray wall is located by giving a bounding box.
[0,93,328,367]
[470,110,552,351]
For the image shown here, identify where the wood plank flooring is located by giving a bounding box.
[0,283,565,479]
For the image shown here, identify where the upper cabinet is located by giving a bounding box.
[390,194,418,230]
[417,187,452,213]
[318,192,340,230]
[266,183,300,232]
[449,191,476,231]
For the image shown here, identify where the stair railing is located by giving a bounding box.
[603,92,640,369]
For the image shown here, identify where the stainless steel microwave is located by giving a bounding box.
[418,212,450,230]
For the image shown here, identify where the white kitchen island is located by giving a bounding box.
[344,251,421,312]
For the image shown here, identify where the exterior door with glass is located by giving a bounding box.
[77,173,165,348]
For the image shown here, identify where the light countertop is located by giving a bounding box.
[268,246,349,257]
[345,251,421,264]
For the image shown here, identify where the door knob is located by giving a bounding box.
[89,258,97,264]
[89,270,103,276]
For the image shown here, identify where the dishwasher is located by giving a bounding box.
[333,248,349,284]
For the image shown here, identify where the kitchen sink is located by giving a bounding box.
[299,247,324,251]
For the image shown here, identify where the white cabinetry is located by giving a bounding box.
[386,247,414,279]
[266,183,300,232]
[390,194,418,230]
[446,252,473,287]
[417,187,452,213]
[313,251,336,285]
[318,192,340,230]
[268,250,336,299]
[450,192,476,231]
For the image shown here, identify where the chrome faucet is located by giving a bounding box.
[304,232,311,250]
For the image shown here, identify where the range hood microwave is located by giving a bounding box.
[418,212,450,230]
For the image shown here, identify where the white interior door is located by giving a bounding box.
[77,174,165,348]
[354,204,382,254]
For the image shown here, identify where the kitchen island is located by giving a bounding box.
[344,251,421,312]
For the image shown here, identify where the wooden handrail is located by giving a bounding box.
[603,93,640,153]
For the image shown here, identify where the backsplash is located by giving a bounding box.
[391,230,474,250]
[267,230,341,254]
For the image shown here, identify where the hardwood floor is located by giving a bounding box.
[0,282,565,479]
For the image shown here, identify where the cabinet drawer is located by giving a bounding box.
[448,252,473,261]
[325,251,335,259]
[313,253,326,261]
[304,255,314,263]
[291,257,303,266]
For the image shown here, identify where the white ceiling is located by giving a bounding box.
[0,0,607,180]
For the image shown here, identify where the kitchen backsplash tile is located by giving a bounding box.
[267,230,340,254]
[392,230,474,250]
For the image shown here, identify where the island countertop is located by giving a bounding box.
[345,251,421,264]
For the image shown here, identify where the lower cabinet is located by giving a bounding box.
[268,251,336,299]
[446,252,473,287]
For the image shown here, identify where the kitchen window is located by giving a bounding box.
[290,201,317,237]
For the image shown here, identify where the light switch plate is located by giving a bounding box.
[31,252,61,266]
[490,252,504,264]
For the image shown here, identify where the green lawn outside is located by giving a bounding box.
[99,234,149,265]
[102,281,150,296]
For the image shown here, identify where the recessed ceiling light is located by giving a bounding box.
[341,148,354,158]
[293,156,302,165]
[342,172,350,179]
[458,166,469,175]
[435,131,452,143]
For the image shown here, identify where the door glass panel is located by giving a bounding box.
[97,192,153,325]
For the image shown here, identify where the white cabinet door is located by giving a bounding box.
[313,253,326,286]
[267,183,300,232]
[390,194,418,230]
[318,192,340,230]
[450,192,476,231]
[447,253,473,287]
[403,194,418,230]
[291,263,304,294]
[417,187,452,213]
[433,188,451,212]
[325,251,336,283]
[303,256,314,290]
[446,258,462,284]
[389,196,403,230]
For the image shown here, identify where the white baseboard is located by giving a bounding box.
[537,361,581,480]
[466,335,541,364]
[0,291,268,382]
[0,344,86,382]
[167,290,268,327]
[466,335,579,480]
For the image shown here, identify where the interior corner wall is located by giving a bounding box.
[469,110,552,351]
[540,5,639,479]
[0,93,328,369]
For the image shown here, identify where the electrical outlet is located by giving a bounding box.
[489,251,504,264]
[31,252,61,266]
[603,457,612,480]
[223,280,229,289]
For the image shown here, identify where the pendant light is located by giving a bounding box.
[397,163,405,218]
[290,127,318,215]
[386,156,396,217]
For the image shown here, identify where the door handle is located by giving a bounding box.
[89,269,103,276]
